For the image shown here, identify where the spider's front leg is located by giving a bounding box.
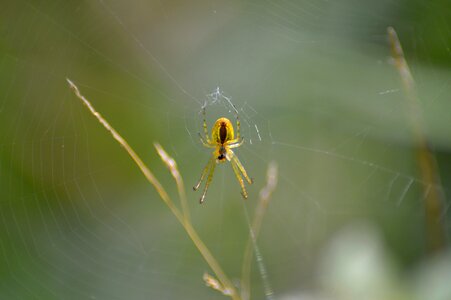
[234,108,241,140]
[201,107,212,144]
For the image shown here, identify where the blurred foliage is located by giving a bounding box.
[0,0,450,299]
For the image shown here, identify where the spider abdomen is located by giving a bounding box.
[212,117,234,144]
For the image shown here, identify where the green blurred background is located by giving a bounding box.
[1,0,451,299]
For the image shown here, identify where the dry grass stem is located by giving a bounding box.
[387,27,446,252]
[241,161,278,300]
[67,79,239,299]
[154,143,191,223]
[203,272,233,296]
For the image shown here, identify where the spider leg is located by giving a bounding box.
[199,156,216,203]
[193,156,214,191]
[228,149,253,185]
[235,107,241,140]
[227,137,244,149]
[230,158,248,199]
[202,107,212,144]
[198,133,216,148]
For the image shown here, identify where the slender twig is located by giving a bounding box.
[387,27,446,252]
[66,79,239,299]
[241,162,278,300]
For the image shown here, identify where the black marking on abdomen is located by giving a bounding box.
[217,146,226,161]
[219,123,227,144]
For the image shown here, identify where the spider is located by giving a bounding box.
[193,107,253,203]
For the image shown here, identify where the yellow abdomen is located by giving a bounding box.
[211,117,234,144]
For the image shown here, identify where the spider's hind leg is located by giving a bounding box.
[200,157,216,203]
[193,156,213,191]
[193,156,216,203]
[231,159,248,199]
[229,150,253,185]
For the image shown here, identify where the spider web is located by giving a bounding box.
[1,0,451,299]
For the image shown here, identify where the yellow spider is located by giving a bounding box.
[193,107,253,203]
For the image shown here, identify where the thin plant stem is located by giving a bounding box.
[241,162,278,300]
[154,143,191,223]
[66,79,239,299]
[155,143,239,296]
[387,27,446,252]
